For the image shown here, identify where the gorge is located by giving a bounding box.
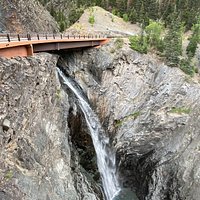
[57,67,120,199]
[1,36,200,199]
[0,2,200,199]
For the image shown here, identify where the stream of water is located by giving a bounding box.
[57,68,120,200]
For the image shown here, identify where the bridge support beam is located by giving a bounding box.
[0,45,34,58]
[33,41,102,52]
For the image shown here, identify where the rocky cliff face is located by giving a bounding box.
[0,0,59,33]
[0,54,102,200]
[59,39,200,200]
[0,32,200,200]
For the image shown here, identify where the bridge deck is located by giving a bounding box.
[0,34,109,58]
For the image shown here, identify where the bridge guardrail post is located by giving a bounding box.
[7,34,10,42]
[27,33,31,41]
[17,34,20,41]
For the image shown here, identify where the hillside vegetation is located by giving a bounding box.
[36,0,200,77]
[38,0,200,31]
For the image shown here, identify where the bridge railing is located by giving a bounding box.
[0,33,106,43]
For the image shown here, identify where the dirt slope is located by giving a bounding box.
[67,6,141,36]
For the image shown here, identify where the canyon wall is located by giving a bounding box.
[59,39,200,200]
[0,38,200,200]
[0,54,101,200]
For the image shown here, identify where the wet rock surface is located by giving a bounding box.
[113,188,139,200]
[59,39,200,200]
[0,53,101,200]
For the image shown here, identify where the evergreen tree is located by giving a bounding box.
[186,18,200,58]
[128,8,137,23]
[147,0,158,20]
[139,2,149,26]
[163,16,184,67]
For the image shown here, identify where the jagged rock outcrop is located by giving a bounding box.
[59,39,200,200]
[0,53,101,200]
[0,0,59,33]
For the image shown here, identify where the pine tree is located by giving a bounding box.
[146,0,158,20]
[139,2,149,26]
[163,16,184,67]
[186,18,200,58]
[128,8,137,23]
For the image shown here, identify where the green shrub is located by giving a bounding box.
[145,20,164,50]
[179,59,195,76]
[129,35,148,54]
[123,14,129,22]
[89,15,95,25]
[117,12,121,17]
[112,9,117,16]
[186,20,200,58]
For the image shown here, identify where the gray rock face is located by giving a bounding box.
[1,38,200,200]
[0,0,59,33]
[59,38,200,200]
[0,53,101,200]
[2,119,10,131]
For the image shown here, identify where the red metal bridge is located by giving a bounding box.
[0,33,109,58]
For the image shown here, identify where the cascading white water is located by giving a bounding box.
[57,68,120,200]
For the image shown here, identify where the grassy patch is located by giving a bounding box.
[114,38,124,49]
[169,107,191,114]
[128,111,140,118]
[114,111,140,127]
[89,15,95,26]
[111,38,124,53]
[129,35,148,54]
[114,119,123,127]
[56,89,61,99]
[179,59,195,77]
[123,13,129,22]
[4,170,13,180]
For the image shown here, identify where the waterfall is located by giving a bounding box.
[57,68,120,200]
